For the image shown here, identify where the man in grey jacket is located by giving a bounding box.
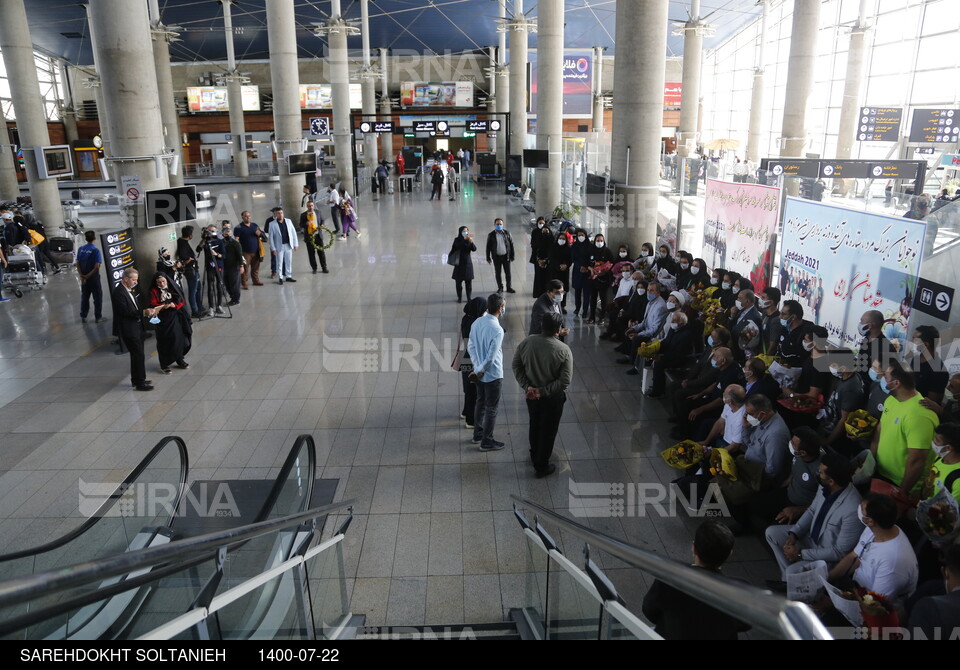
[764,451,863,582]
[617,281,667,366]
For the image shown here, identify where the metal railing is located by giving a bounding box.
[183,161,281,179]
[511,495,831,640]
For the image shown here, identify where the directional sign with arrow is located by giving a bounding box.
[914,277,954,321]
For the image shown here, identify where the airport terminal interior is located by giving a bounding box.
[0,0,958,642]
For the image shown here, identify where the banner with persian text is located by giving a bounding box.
[702,179,781,293]
[778,198,926,348]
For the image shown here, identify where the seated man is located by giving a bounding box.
[635,311,694,385]
[642,520,750,640]
[764,451,863,585]
[740,425,823,533]
[671,347,744,441]
[670,327,733,419]
[615,281,667,365]
[698,384,746,451]
[742,357,780,404]
[827,493,919,608]
[908,544,960,640]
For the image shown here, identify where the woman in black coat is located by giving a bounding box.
[547,231,572,312]
[450,225,477,303]
[530,217,553,298]
[585,232,616,324]
[459,296,488,428]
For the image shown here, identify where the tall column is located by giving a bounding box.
[836,0,871,162]
[84,3,111,156]
[360,0,378,175]
[746,0,769,164]
[322,0,355,190]
[0,0,63,230]
[89,0,170,275]
[379,48,393,167]
[220,0,249,179]
[495,0,509,159]
[609,0,668,251]
[536,0,563,214]
[149,0,184,185]
[779,0,821,160]
[0,122,20,197]
[267,0,304,216]
[677,0,705,158]
[592,47,604,132]
[509,0,530,159]
[58,60,80,145]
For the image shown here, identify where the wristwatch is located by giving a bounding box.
[796,550,803,561]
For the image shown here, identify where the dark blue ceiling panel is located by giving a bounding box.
[20,1,764,66]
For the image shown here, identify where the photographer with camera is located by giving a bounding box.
[196,224,225,316]
[176,225,203,319]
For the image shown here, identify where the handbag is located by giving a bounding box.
[447,247,461,266]
[450,335,473,374]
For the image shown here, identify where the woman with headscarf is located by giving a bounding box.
[450,225,477,303]
[530,217,553,298]
[584,232,615,325]
[458,297,488,429]
[148,272,192,374]
[338,187,361,239]
[547,230,572,312]
[155,246,179,284]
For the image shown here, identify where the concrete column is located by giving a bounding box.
[0,123,20,197]
[677,0,704,158]
[326,0,354,190]
[836,0,871,163]
[360,0,378,175]
[609,0,668,251]
[266,0,303,217]
[89,0,170,276]
[509,0,529,159]
[0,0,63,230]
[84,3,112,156]
[149,0,184,186]
[779,0,821,160]
[220,0,249,179]
[379,48,394,168]
[536,0,563,214]
[495,0,509,159]
[58,60,80,145]
[746,0,769,164]
[592,47,604,133]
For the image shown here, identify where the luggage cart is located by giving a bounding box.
[3,245,46,298]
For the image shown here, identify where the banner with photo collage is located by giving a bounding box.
[702,179,781,294]
[778,198,927,348]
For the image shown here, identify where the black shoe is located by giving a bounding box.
[626,368,639,376]
[535,464,557,479]
[312,269,317,274]
[134,383,154,392]
[132,379,154,387]
[506,288,516,294]
[616,357,633,365]
[279,279,284,285]
[322,269,329,274]
[286,277,296,283]
[81,317,87,323]
[227,301,239,306]
[646,391,664,398]
[96,317,108,323]
[497,288,503,294]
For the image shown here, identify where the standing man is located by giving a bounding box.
[514,312,573,478]
[468,293,507,452]
[375,160,389,199]
[268,206,299,285]
[176,225,203,319]
[76,230,105,323]
[486,218,516,294]
[263,207,280,279]
[222,226,244,306]
[233,210,263,289]
[529,279,570,338]
[326,184,342,235]
[198,224,225,316]
[299,200,328,274]
[112,268,156,392]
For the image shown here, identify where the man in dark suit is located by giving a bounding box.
[529,280,569,339]
[644,311,695,392]
[112,268,156,392]
[485,218,516,294]
[909,544,960,639]
[730,289,763,360]
[742,357,781,404]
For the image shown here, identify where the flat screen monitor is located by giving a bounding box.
[288,152,318,175]
[523,149,549,169]
[145,186,197,229]
[35,145,74,179]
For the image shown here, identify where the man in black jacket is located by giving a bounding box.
[111,268,156,392]
[298,200,328,274]
[529,280,570,339]
[221,225,245,306]
[645,312,695,393]
[486,218,516,294]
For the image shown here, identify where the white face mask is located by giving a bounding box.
[803,340,815,351]
[619,251,628,258]
[596,241,605,248]
[721,281,731,290]
[669,321,679,331]
[746,413,761,427]
[945,388,958,402]
[788,441,798,457]
[906,341,920,355]
[552,293,563,304]
[622,271,633,279]
[667,301,679,311]
[711,277,719,286]
[578,236,586,243]
[557,239,566,246]
[690,266,700,275]
[859,323,871,336]
[857,506,865,524]
[735,300,743,311]
[641,250,650,258]
[537,222,544,229]
[830,366,842,378]
[680,263,689,270]
[731,286,741,295]
[758,298,771,309]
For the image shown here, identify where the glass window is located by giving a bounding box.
[910,69,956,106]
[916,32,955,70]
[922,0,959,35]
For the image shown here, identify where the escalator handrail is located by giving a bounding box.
[511,495,831,640]
[253,433,316,524]
[0,498,356,611]
[0,436,189,563]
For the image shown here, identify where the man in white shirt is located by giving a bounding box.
[325,183,342,234]
[267,207,300,285]
[699,385,746,451]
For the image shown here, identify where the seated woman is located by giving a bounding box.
[602,276,647,342]
[148,272,192,374]
[779,325,832,430]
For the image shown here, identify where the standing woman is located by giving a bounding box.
[547,230,572,312]
[585,233,615,325]
[570,228,592,317]
[339,187,361,239]
[459,297,487,429]
[530,217,552,298]
[450,226,477,303]
[148,272,192,374]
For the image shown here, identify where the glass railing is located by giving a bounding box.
[511,496,830,641]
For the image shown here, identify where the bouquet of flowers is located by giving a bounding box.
[844,409,879,440]
[855,589,900,636]
[708,447,738,480]
[916,486,960,546]
[701,298,726,333]
[778,394,825,414]
[660,440,704,470]
[636,340,661,358]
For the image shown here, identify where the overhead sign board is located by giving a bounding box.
[766,159,821,178]
[359,121,394,134]
[412,120,436,133]
[909,108,960,144]
[467,120,489,132]
[858,107,902,142]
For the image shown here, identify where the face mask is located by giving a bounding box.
[500,307,506,317]
[721,282,731,290]
[759,299,771,309]
[657,251,665,259]
[803,340,815,352]
[857,506,865,524]
[495,225,503,231]
[933,442,951,458]
[731,286,741,295]
[667,301,679,311]
[707,335,715,347]
[619,251,628,258]
[735,300,743,311]
[788,441,798,457]
[647,292,657,301]
[858,323,871,336]
[669,322,679,331]
[906,341,920,356]
[537,222,544,229]
[462,231,469,237]
[746,413,761,427]
[710,359,720,369]
[622,271,633,279]
[552,293,563,304]
[691,266,700,275]
[879,378,890,394]
[830,366,842,378]
[596,241,605,248]
[578,236,586,243]
[780,318,789,328]
[869,368,882,383]
[945,388,957,402]
[149,316,161,325]
[680,263,689,270]
[641,250,650,258]
[557,239,566,246]
[711,277,719,286]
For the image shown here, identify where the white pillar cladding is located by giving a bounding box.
[319,0,355,190]
[836,0,872,164]
[89,0,171,275]
[508,0,531,161]
[592,47,604,133]
[536,0,563,215]
[360,0,379,174]
[58,60,80,145]
[746,0,769,165]
[0,122,21,198]
[677,0,706,158]
[609,0,668,252]
[495,0,509,160]
[0,0,63,230]
[379,48,394,169]
[220,0,249,179]
[149,0,184,186]
[267,0,304,217]
[779,0,821,160]
[84,3,112,156]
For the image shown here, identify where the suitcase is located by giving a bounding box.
[48,237,74,253]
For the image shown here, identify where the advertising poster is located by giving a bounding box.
[299,84,363,110]
[778,198,926,348]
[528,50,593,117]
[399,82,474,107]
[702,179,781,293]
[186,86,259,112]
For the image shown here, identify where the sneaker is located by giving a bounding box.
[471,434,483,444]
[286,277,297,283]
[465,422,475,429]
[479,441,505,452]
[0,298,9,303]
[215,306,225,314]
[160,368,172,375]
[356,232,361,238]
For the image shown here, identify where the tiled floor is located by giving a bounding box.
[0,179,779,628]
